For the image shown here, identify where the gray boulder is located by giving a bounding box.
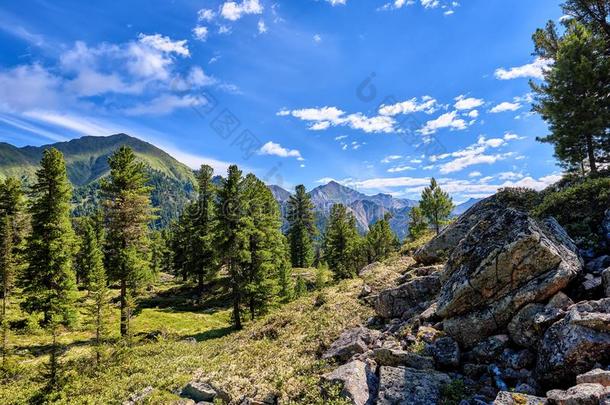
[603,268,610,298]
[372,347,434,369]
[375,275,441,319]
[576,369,610,387]
[181,381,217,402]
[468,335,510,364]
[585,255,610,275]
[437,209,581,347]
[322,360,377,405]
[376,366,452,405]
[508,303,564,349]
[493,391,548,404]
[323,326,381,363]
[547,383,609,405]
[536,298,610,387]
[431,336,460,369]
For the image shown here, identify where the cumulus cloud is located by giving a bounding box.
[326,0,347,5]
[192,26,209,41]
[454,95,484,110]
[431,135,514,174]
[378,96,438,116]
[198,9,216,21]
[257,19,267,34]
[259,141,304,160]
[387,165,415,173]
[495,57,552,80]
[419,110,468,135]
[220,0,263,21]
[278,106,397,134]
[490,101,522,113]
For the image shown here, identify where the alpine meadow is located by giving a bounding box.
[1,1,610,404]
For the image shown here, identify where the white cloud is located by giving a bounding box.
[431,135,513,174]
[192,26,209,41]
[220,0,263,21]
[198,9,216,21]
[503,132,524,141]
[259,141,304,160]
[326,0,347,5]
[498,171,524,180]
[124,94,207,116]
[137,33,189,57]
[381,155,402,163]
[378,96,438,116]
[490,101,521,113]
[0,64,63,111]
[335,135,348,141]
[313,34,322,43]
[468,110,479,118]
[494,57,552,80]
[279,106,397,134]
[257,19,267,34]
[387,165,415,173]
[419,110,467,135]
[421,0,440,8]
[454,95,484,110]
[468,171,482,177]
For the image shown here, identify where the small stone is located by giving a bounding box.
[431,336,460,369]
[582,277,602,291]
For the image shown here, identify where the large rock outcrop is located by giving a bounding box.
[321,360,377,405]
[535,298,610,387]
[322,327,381,363]
[435,208,581,347]
[374,275,441,319]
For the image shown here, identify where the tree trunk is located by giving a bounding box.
[198,273,204,294]
[586,134,598,173]
[232,279,242,330]
[120,278,128,337]
[1,289,6,368]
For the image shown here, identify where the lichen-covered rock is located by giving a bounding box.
[437,209,581,347]
[547,383,609,405]
[375,275,441,319]
[508,304,564,348]
[536,298,610,387]
[431,336,460,369]
[576,369,610,387]
[322,327,381,362]
[372,347,434,369]
[493,391,548,404]
[181,381,218,402]
[376,366,451,405]
[500,348,535,370]
[468,335,510,364]
[321,360,377,405]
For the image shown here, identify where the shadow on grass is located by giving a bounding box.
[136,277,233,312]
[186,326,235,342]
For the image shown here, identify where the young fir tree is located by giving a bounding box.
[190,164,218,293]
[21,148,78,385]
[0,178,25,368]
[532,20,610,174]
[419,178,453,235]
[169,210,192,282]
[286,185,317,268]
[323,204,363,279]
[366,213,399,263]
[101,146,153,339]
[408,206,429,240]
[215,165,250,329]
[81,222,109,366]
[242,174,283,320]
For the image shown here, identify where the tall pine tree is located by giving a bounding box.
[408,205,429,240]
[366,213,399,263]
[286,185,317,268]
[101,146,153,338]
[323,204,363,279]
[215,165,250,329]
[419,178,453,235]
[21,148,77,385]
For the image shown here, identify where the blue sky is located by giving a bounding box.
[0,0,565,202]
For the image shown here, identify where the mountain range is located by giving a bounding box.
[0,134,478,237]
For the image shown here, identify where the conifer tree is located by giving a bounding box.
[408,206,429,240]
[101,146,153,338]
[21,148,77,385]
[323,204,363,279]
[286,185,317,268]
[215,165,250,329]
[190,165,217,293]
[0,178,25,368]
[243,174,283,320]
[366,213,399,263]
[419,178,453,235]
[81,223,108,366]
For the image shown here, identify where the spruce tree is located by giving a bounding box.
[101,146,153,338]
[419,178,453,235]
[215,165,250,329]
[81,223,108,366]
[190,165,217,293]
[286,185,317,268]
[0,178,25,368]
[323,204,363,279]
[408,206,429,240]
[366,213,399,263]
[21,148,77,385]
[243,174,283,320]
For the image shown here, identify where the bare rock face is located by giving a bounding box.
[547,383,610,405]
[436,209,581,347]
[493,391,548,404]
[536,298,610,388]
[376,366,451,405]
[374,275,441,319]
[322,327,381,363]
[508,303,564,349]
[321,360,377,405]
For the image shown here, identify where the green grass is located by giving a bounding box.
[0,261,405,404]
